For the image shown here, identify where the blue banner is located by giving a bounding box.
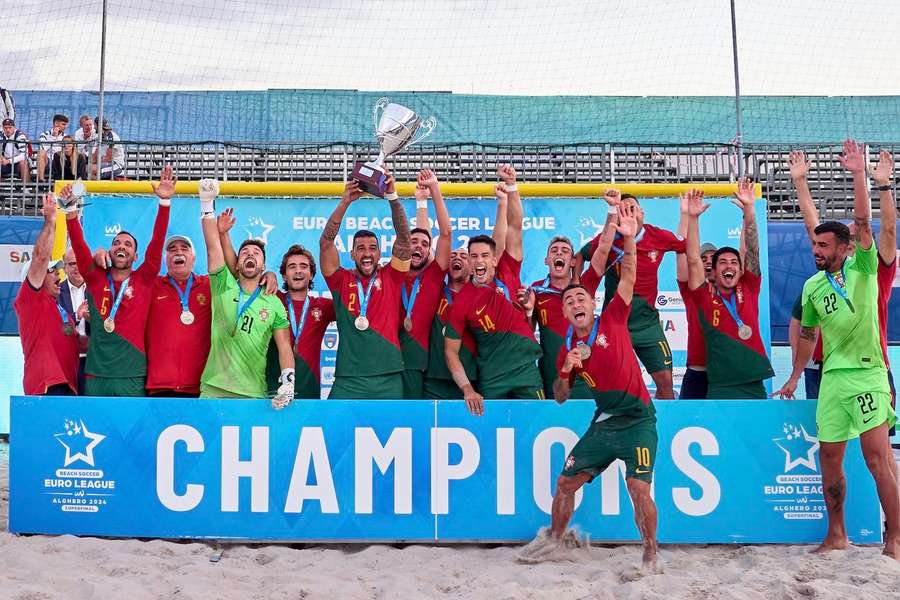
[10,397,880,543]
[81,194,770,396]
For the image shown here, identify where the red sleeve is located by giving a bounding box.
[604,292,632,326]
[65,215,98,278]
[656,227,687,253]
[580,262,602,296]
[445,291,467,341]
[13,280,40,316]
[426,258,448,284]
[497,251,523,293]
[741,269,762,295]
[325,267,349,294]
[321,297,336,323]
[677,279,693,306]
[136,204,170,280]
[878,257,896,300]
[384,262,408,285]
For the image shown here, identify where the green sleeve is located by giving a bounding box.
[209,265,235,295]
[850,241,877,275]
[800,282,820,328]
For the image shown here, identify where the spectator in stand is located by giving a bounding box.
[37,114,69,182]
[14,191,80,395]
[58,248,90,394]
[72,114,96,167]
[92,118,125,180]
[50,136,86,181]
[1,118,31,182]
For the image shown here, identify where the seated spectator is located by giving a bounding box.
[91,118,125,180]
[51,136,87,181]
[1,118,31,182]
[37,114,69,182]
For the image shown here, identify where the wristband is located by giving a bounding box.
[607,204,618,215]
[158,198,171,207]
[385,191,399,201]
[416,199,428,210]
[872,183,893,192]
[504,184,518,192]
[200,197,215,214]
[201,212,215,220]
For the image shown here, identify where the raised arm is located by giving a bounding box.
[838,139,874,250]
[140,165,176,276]
[872,150,896,264]
[676,193,689,282]
[216,207,239,276]
[587,191,622,278]
[198,179,224,272]
[614,203,639,305]
[62,187,98,277]
[419,169,452,270]
[319,181,363,278]
[787,150,819,243]
[686,189,710,290]
[498,165,523,261]
[731,177,761,276]
[491,184,509,257]
[386,172,411,272]
[26,193,58,289]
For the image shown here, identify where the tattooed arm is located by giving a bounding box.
[320,181,363,277]
[386,172,411,271]
[838,139,874,250]
[732,177,761,276]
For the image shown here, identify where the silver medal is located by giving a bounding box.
[577,342,591,360]
[103,317,115,333]
[738,324,753,340]
[180,310,195,325]
[355,315,370,331]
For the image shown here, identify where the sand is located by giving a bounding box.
[1,441,898,600]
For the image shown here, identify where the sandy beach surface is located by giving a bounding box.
[1,441,898,599]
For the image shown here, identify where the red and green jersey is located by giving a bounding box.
[556,293,654,422]
[400,259,448,371]
[877,256,895,367]
[325,264,406,377]
[67,206,169,379]
[267,291,335,399]
[580,224,686,343]
[14,282,80,395]
[689,271,774,386]
[425,286,478,382]
[532,266,602,384]
[145,273,212,395]
[445,252,541,386]
[678,279,708,368]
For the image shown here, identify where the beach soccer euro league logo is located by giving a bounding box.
[55,418,106,468]
[773,423,819,473]
[764,422,824,521]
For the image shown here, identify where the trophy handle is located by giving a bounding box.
[373,97,391,132]
[408,116,436,147]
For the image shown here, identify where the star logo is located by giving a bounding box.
[773,423,819,472]
[54,419,106,467]
[244,217,275,244]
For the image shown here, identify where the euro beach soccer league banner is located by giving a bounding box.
[9,396,881,543]
[79,193,771,397]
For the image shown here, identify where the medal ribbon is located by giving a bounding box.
[55,302,72,329]
[825,266,855,313]
[443,284,453,305]
[105,273,130,325]
[234,285,262,330]
[287,297,311,345]
[356,275,377,319]
[168,273,194,314]
[565,316,600,351]
[716,289,746,331]
[493,277,510,300]
[531,276,562,296]
[401,275,422,321]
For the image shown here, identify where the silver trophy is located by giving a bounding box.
[352,98,436,197]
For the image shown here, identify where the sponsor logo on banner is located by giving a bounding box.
[322,331,338,350]
[1,244,33,282]
[321,366,335,385]
[656,291,685,310]
[104,223,121,237]
[244,217,275,244]
[727,226,742,240]
[660,312,688,351]
[764,423,824,520]
[45,419,115,513]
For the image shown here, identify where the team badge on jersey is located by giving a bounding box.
[597,333,609,348]
[312,307,322,322]
[259,308,270,322]
[565,454,576,470]
[374,277,382,290]
[196,293,207,305]
[124,285,134,299]
[648,250,659,263]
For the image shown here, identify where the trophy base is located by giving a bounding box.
[352,161,388,197]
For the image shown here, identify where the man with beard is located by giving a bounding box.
[527,190,616,400]
[686,178,774,398]
[676,189,716,399]
[197,180,295,407]
[399,169,452,398]
[266,244,335,399]
[575,193,686,399]
[445,165,543,413]
[15,192,80,396]
[320,172,412,399]
[63,167,174,396]
[422,184,510,399]
[776,141,900,559]
[144,235,212,397]
[520,203,660,571]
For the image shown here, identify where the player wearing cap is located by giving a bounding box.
[196,181,295,407]
[445,165,543,413]
[62,167,174,396]
[575,194,686,399]
[265,244,335,399]
[320,172,412,399]
[15,191,80,395]
[519,203,659,571]
[144,234,212,397]
[685,179,774,398]
[399,169,452,398]
[675,190,717,399]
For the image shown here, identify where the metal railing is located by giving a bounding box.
[3,141,897,219]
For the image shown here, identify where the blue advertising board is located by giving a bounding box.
[10,397,880,544]
[80,193,770,397]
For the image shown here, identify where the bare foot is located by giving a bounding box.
[642,547,663,574]
[883,535,900,560]
[811,536,849,554]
